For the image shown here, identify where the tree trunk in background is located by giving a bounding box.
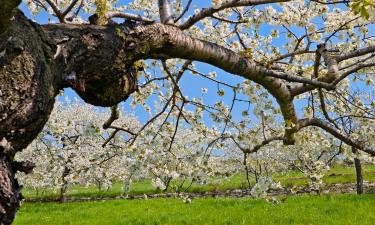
[59,182,68,203]
[98,180,103,192]
[352,148,363,195]
[243,153,252,189]
[59,165,70,203]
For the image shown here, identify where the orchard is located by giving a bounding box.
[1,0,375,224]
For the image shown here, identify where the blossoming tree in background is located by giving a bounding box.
[16,100,141,202]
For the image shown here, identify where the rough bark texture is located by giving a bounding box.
[0,0,21,36]
[0,11,58,224]
[43,23,139,106]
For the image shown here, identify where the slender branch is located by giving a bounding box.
[331,62,375,86]
[271,49,314,63]
[179,0,291,30]
[210,15,246,24]
[229,135,283,154]
[61,0,80,18]
[103,105,119,129]
[245,136,284,153]
[324,16,360,43]
[105,12,154,23]
[310,0,349,4]
[167,101,184,152]
[318,89,340,129]
[174,0,192,23]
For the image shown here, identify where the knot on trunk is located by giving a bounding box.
[66,66,138,107]
[48,24,142,106]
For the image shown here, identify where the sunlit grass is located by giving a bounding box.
[14,194,375,225]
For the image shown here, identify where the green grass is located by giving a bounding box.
[14,194,375,225]
[22,164,375,200]
[277,164,375,187]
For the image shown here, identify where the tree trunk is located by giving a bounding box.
[59,182,68,203]
[97,179,102,192]
[0,156,20,224]
[0,11,58,224]
[243,153,252,189]
[352,148,363,195]
[59,164,70,203]
[0,9,138,222]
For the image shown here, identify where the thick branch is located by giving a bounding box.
[134,23,298,143]
[105,12,153,22]
[43,22,297,142]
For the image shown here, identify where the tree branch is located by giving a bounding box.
[44,0,64,23]
[61,0,80,19]
[105,12,154,23]
[44,21,300,144]
[297,118,375,156]
[337,45,375,62]
[158,0,174,24]
[179,0,291,30]
[174,0,192,23]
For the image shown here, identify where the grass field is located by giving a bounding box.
[22,164,375,200]
[14,194,375,225]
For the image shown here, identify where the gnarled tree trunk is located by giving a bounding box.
[0,7,141,222]
[0,11,58,223]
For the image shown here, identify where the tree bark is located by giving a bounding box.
[352,148,363,195]
[0,11,58,224]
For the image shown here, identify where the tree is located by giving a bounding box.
[16,100,140,202]
[1,0,375,223]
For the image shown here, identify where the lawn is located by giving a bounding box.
[14,194,375,225]
[21,164,375,200]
